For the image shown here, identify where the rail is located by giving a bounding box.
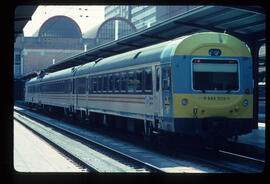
[14,107,165,173]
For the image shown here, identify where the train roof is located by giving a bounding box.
[75,37,187,76]
[41,67,77,82]
[26,67,77,84]
[26,32,251,83]
[75,32,250,77]
[26,76,41,85]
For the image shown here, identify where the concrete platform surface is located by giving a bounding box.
[236,123,265,149]
[14,120,87,172]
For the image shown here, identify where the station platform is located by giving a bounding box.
[13,120,86,172]
[232,123,265,149]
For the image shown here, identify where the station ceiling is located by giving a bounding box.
[14,6,37,40]
[21,5,265,78]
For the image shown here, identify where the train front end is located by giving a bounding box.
[171,32,254,139]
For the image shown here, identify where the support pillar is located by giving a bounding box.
[248,40,260,129]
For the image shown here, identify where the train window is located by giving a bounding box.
[144,68,152,93]
[48,83,53,93]
[35,85,39,93]
[88,77,92,93]
[51,83,54,93]
[92,77,97,93]
[65,80,72,94]
[55,83,59,93]
[76,77,86,94]
[68,80,72,93]
[32,85,35,93]
[41,84,47,93]
[56,82,60,93]
[48,83,52,93]
[108,74,114,93]
[128,71,135,93]
[57,82,62,93]
[121,72,127,93]
[97,76,102,93]
[56,83,58,93]
[55,82,60,93]
[162,67,171,90]
[75,80,78,93]
[192,59,239,91]
[156,67,160,91]
[135,69,143,93]
[49,83,54,93]
[54,83,58,93]
[59,83,62,93]
[29,86,32,93]
[45,84,48,93]
[43,84,46,93]
[61,82,65,93]
[28,86,32,93]
[39,85,42,93]
[72,79,75,94]
[57,82,60,93]
[63,82,67,93]
[48,83,54,93]
[114,73,120,93]
[47,83,50,93]
[103,75,108,93]
[45,84,49,93]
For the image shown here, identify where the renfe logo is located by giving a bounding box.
[208,48,222,56]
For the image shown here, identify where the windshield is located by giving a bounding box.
[192,59,239,91]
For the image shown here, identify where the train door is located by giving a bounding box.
[154,65,162,118]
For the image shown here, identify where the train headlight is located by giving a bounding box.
[181,98,188,106]
[242,99,248,106]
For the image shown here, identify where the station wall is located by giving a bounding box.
[22,48,83,75]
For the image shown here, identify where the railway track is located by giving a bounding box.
[184,148,265,173]
[14,107,165,173]
[14,104,265,173]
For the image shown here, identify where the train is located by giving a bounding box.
[24,32,254,141]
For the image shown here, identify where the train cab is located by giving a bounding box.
[162,32,253,138]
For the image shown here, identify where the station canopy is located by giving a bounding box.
[26,5,266,75]
[14,6,37,40]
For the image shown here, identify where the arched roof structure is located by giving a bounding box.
[83,17,137,40]
[95,17,137,44]
[96,17,137,36]
[38,15,82,38]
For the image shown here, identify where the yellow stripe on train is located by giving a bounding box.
[173,93,253,119]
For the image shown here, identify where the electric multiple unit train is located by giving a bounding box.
[25,32,254,140]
